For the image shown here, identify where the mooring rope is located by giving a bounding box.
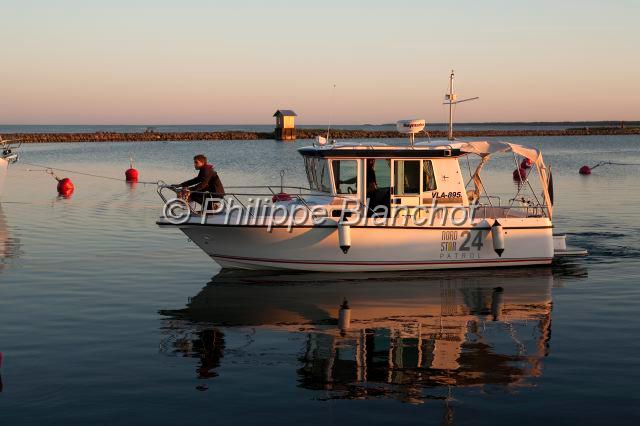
[590,161,640,170]
[19,161,161,185]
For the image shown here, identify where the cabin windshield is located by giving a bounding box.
[303,157,332,192]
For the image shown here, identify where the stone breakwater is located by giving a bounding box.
[4,127,640,143]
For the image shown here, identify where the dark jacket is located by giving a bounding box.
[180,164,225,195]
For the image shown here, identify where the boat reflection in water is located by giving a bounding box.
[0,205,20,392]
[159,265,585,402]
[0,206,19,273]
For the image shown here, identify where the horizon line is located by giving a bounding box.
[0,120,638,127]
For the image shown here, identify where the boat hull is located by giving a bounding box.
[173,220,554,272]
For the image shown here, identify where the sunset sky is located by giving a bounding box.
[1,0,638,124]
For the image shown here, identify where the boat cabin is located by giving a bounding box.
[299,142,470,215]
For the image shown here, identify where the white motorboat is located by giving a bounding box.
[157,74,586,272]
[0,136,20,198]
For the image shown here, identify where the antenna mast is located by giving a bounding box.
[443,70,479,141]
[326,83,336,142]
[447,70,455,140]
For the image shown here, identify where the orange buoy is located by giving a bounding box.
[512,167,526,181]
[520,158,533,169]
[579,165,591,175]
[272,192,292,202]
[57,177,74,197]
[125,168,139,182]
[125,156,139,182]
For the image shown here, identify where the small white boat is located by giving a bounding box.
[0,136,20,198]
[157,74,586,272]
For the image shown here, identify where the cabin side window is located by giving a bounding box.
[304,157,331,193]
[332,160,358,194]
[365,158,391,208]
[393,160,420,195]
[423,160,437,191]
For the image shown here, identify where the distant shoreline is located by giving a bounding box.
[4,126,640,143]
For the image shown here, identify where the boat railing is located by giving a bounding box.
[477,195,502,205]
[472,194,549,218]
[224,185,322,195]
[471,204,550,219]
[157,183,550,220]
[157,183,371,217]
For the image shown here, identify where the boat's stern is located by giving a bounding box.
[553,234,588,259]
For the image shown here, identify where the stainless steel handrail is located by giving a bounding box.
[157,184,550,220]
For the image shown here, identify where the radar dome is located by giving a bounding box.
[396,119,426,134]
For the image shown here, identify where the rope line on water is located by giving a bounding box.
[590,161,640,169]
[19,161,161,185]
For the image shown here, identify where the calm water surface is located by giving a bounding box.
[0,136,639,425]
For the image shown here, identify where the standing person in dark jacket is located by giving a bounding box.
[179,154,225,209]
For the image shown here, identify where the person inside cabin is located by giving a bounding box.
[366,159,378,193]
[178,154,225,208]
[339,159,378,194]
[366,159,392,214]
[365,159,382,210]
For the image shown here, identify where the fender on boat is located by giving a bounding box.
[338,223,351,254]
[491,220,505,257]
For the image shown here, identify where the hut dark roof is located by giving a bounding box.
[273,110,297,117]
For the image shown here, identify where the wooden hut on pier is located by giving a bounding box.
[273,110,297,141]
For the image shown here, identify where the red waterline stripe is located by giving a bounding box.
[210,254,552,266]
